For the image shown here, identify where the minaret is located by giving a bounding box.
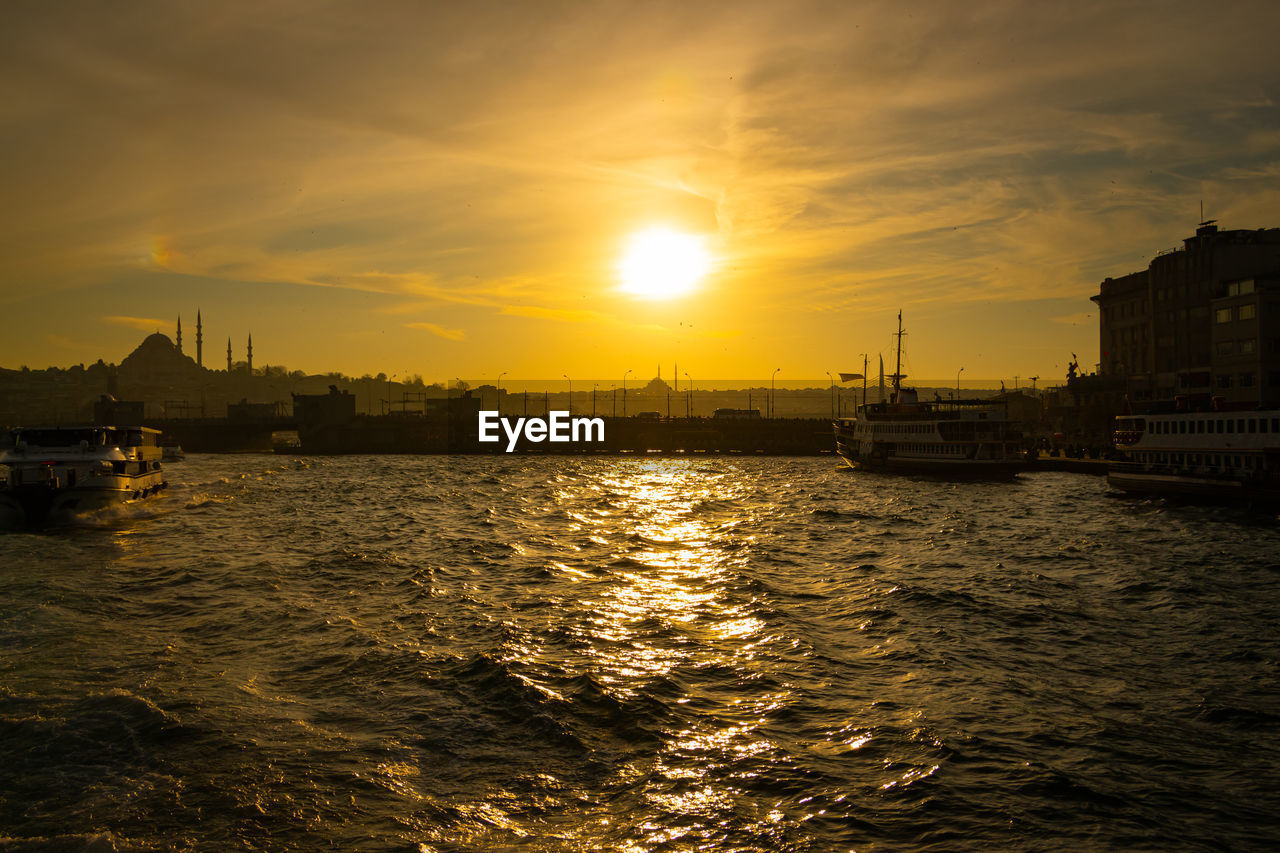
[247,333,253,375]
[196,310,203,368]
[176,315,183,354]
[227,338,232,373]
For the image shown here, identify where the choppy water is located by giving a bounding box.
[2,455,1279,852]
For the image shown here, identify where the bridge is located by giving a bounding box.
[147,415,298,452]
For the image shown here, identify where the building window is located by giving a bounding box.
[1216,307,1233,323]
[1241,372,1256,387]
[1241,338,1257,355]
[1217,374,1233,389]
[1240,304,1257,321]
[1217,340,1235,356]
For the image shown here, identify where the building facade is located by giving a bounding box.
[1092,222,1280,408]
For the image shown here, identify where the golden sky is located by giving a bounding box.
[2,0,1279,385]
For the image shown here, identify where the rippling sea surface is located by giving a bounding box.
[2,455,1279,852]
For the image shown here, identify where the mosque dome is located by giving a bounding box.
[120,332,200,380]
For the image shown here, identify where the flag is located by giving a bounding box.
[838,373,864,382]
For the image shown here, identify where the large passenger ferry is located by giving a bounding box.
[1109,410,1280,499]
[833,313,1024,478]
[0,425,168,527]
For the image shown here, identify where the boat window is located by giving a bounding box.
[1197,420,1205,434]
[1178,421,1186,434]
[1262,420,1269,434]
[1215,420,1223,434]
[1249,419,1257,433]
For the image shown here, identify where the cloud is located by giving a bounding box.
[404,322,465,341]
[45,334,78,350]
[499,305,608,324]
[105,315,168,332]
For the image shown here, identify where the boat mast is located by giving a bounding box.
[862,353,868,409]
[893,311,904,401]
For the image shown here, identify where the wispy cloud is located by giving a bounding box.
[105,315,168,332]
[500,306,608,324]
[404,322,465,341]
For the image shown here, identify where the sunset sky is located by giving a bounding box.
[3,1,1279,385]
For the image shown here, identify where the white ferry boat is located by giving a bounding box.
[0,425,168,527]
[1109,410,1280,500]
[833,313,1024,478]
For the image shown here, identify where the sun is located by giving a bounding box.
[618,226,712,298]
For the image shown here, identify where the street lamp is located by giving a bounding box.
[826,371,834,419]
[771,368,781,418]
[497,371,507,414]
[684,371,692,418]
[563,374,572,413]
[956,367,964,396]
[623,369,632,416]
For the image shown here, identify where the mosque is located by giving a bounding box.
[119,312,256,383]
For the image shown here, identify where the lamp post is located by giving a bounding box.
[623,369,632,417]
[684,371,692,418]
[771,368,781,418]
[826,371,834,419]
[592,383,597,416]
[563,374,572,413]
[956,367,964,396]
[497,371,507,414]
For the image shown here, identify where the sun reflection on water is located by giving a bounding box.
[571,461,764,693]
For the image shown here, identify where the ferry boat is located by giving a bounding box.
[833,313,1024,478]
[1109,409,1280,500]
[0,425,168,527]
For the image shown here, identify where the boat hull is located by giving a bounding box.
[835,444,1023,479]
[0,479,167,527]
[1107,467,1280,502]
